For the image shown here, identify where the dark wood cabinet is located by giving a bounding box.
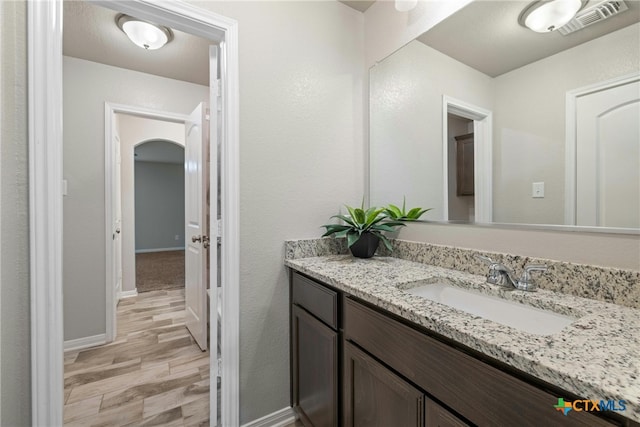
[455,133,474,196]
[344,341,424,427]
[291,272,341,427]
[290,272,627,427]
[426,399,469,427]
[292,305,339,427]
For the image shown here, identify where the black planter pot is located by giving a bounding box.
[349,232,380,259]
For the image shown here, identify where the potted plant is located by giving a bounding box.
[322,202,405,258]
[384,197,432,221]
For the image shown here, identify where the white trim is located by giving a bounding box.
[442,96,493,223]
[119,289,139,299]
[30,1,240,426]
[564,71,640,226]
[135,246,186,253]
[241,407,296,427]
[63,334,107,352]
[28,1,64,425]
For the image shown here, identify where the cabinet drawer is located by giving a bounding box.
[344,297,616,427]
[292,272,338,329]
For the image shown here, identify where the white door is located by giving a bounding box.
[114,133,123,301]
[576,79,640,228]
[185,102,209,351]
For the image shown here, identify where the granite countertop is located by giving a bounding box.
[285,255,640,422]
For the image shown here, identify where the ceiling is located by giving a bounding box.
[417,0,640,77]
[339,0,376,13]
[63,1,211,86]
[63,0,639,83]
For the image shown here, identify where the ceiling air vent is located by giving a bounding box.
[558,0,629,35]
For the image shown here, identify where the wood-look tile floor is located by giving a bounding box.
[64,289,209,426]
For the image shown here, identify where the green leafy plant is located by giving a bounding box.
[384,197,432,221]
[322,201,405,252]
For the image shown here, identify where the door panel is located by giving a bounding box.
[576,79,640,228]
[185,102,209,351]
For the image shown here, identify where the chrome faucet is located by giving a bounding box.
[475,255,547,292]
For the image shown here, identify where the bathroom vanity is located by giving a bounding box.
[286,245,640,427]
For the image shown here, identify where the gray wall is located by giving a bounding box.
[135,161,185,251]
[0,1,31,425]
[63,56,208,341]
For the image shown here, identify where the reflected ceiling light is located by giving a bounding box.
[519,0,583,33]
[116,14,173,50]
[395,0,418,12]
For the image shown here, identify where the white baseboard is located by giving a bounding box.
[135,247,185,254]
[64,334,107,352]
[241,407,296,427]
[119,289,138,299]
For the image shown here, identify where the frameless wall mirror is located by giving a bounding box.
[369,0,640,231]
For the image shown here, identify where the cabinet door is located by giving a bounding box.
[292,305,338,427]
[344,341,424,427]
[426,398,469,427]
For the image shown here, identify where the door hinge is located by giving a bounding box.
[216,219,222,239]
[216,358,222,378]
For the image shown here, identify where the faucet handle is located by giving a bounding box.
[516,264,547,291]
[475,255,497,267]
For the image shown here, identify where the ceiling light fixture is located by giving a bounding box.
[116,14,173,50]
[395,0,418,12]
[519,0,584,33]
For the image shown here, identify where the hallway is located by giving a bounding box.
[63,289,209,426]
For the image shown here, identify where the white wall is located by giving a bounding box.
[369,40,494,219]
[493,23,640,225]
[135,161,185,252]
[0,1,30,425]
[63,56,207,341]
[117,114,186,293]
[186,1,365,422]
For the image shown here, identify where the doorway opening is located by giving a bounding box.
[442,96,493,223]
[134,139,186,293]
[29,1,239,425]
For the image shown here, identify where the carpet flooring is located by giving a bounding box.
[136,250,185,293]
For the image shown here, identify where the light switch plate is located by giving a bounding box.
[532,182,544,198]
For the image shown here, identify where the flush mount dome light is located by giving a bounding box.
[519,0,584,33]
[116,14,173,50]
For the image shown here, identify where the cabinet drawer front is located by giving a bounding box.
[292,272,338,329]
[344,298,616,427]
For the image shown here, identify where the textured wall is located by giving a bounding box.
[135,161,185,251]
[0,1,31,425]
[63,56,207,341]
[187,1,366,422]
[369,40,494,219]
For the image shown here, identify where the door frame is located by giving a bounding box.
[564,71,640,227]
[442,96,493,223]
[105,103,189,342]
[27,1,240,425]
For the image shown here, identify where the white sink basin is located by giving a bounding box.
[405,283,576,336]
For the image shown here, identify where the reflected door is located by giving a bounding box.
[576,79,640,228]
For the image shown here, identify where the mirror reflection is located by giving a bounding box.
[369,0,640,230]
